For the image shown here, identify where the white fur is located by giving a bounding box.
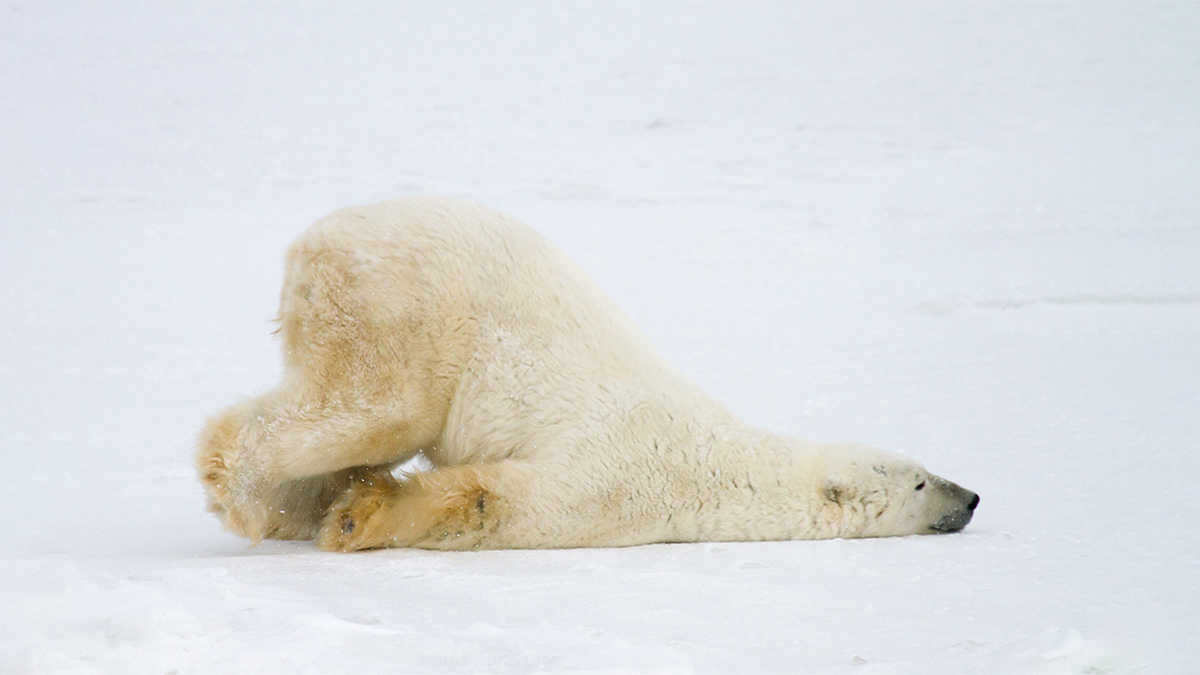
[196,197,977,550]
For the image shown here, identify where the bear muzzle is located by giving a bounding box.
[928,478,980,534]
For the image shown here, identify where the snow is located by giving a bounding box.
[1,2,1197,673]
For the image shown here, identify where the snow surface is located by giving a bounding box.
[2,2,1198,673]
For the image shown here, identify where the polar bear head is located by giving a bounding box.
[814,443,979,538]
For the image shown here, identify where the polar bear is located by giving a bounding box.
[196,197,978,551]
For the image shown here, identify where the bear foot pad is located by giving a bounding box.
[317,469,400,552]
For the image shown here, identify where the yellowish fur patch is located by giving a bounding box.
[317,466,506,552]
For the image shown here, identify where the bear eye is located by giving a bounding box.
[915,481,926,491]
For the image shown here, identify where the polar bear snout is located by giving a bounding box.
[927,477,980,534]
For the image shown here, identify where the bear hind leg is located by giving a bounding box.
[198,230,453,544]
[316,461,552,552]
[195,392,420,543]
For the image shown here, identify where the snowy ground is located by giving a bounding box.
[2,2,1198,673]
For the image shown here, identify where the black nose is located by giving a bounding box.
[968,493,980,511]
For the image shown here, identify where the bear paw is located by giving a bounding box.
[195,409,282,543]
[317,469,401,552]
[196,413,262,541]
